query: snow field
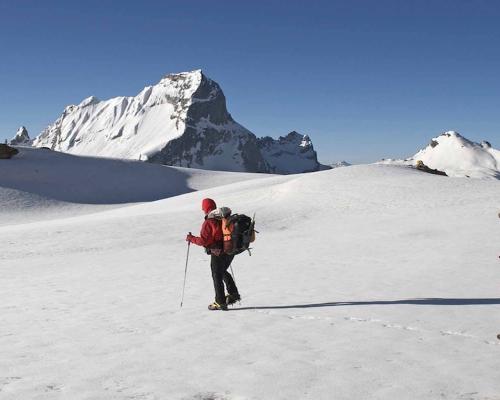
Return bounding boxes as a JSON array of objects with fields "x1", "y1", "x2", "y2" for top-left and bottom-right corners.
[
  {"x1": 0, "y1": 147, "x2": 266, "y2": 226},
  {"x1": 1, "y1": 161, "x2": 500, "y2": 399}
]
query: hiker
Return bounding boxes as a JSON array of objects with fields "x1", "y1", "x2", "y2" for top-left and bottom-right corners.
[{"x1": 186, "y1": 198, "x2": 240, "y2": 310}]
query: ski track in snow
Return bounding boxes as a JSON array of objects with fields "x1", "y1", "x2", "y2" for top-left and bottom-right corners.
[{"x1": 229, "y1": 306, "x2": 500, "y2": 347}]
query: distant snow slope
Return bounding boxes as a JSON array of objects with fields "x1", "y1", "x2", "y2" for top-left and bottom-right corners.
[
  {"x1": 33, "y1": 70, "x2": 327, "y2": 174},
  {"x1": 413, "y1": 131, "x2": 500, "y2": 178},
  {"x1": 0, "y1": 147, "x2": 268, "y2": 225},
  {"x1": 381, "y1": 131, "x2": 500, "y2": 179},
  {"x1": 1, "y1": 164, "x2": 500, "y2": 399}
]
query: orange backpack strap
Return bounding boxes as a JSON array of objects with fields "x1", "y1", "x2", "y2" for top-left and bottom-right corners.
[
  {"x1": 222, "y1": 217, "x2": 234, "y2": 254},
  {"x1": 222, "y1": 217, "x2": 232, "y2": 241}
]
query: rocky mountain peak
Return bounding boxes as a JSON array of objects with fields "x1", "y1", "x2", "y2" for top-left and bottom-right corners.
[
  {"x1": 10, "y1": 126, "x2": 32, "y2": 146},
  {"x1": 257, "y1": 131, "x2": 328, "y2": 174},
  {"x1": 33, "y1": 70, "x2": 325, "y2": 174}
]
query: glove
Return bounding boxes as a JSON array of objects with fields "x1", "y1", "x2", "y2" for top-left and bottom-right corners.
[{"x1": 186, "y1": 233, "x2": 194, "y2": 242}]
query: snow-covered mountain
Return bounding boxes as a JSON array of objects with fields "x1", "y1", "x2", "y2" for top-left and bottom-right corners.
[
  {"x1": 33, "y1": 70, "x2": 327, "y2": 174},
  {"x1": 413, "y1": 131, "x2": 500, "y2": 178},
  {"x1": 381, "y1": 131, "x2": 500, "y2": 179},
  {"x1": 257, "y1": 131, "x2": 325, "y2": 174},
  {"x1": 9, "y1": 126, "x2": 31, "y2": 146}
]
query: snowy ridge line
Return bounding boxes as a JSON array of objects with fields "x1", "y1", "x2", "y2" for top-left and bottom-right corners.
[{"x1": 230, "y1": 308, "x2": 500, "y2": 346}]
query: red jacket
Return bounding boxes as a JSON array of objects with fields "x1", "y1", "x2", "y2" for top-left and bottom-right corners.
[{"x1": 190, "y1": 216, "x2": 223, "y2": 251}]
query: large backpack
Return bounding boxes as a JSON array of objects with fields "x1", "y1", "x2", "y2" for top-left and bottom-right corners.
[{"x1": 221, "y1": 210, "x2": 256, "y2": 256}]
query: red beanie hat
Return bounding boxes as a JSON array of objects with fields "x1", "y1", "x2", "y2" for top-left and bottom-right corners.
[{"x1": 201, "y1": 198, "x2": 216, "y2": 214}]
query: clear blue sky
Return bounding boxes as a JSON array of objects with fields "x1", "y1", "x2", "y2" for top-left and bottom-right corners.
[{"x1": 1, "y1": 0, "x2": 499, "y2": 163}]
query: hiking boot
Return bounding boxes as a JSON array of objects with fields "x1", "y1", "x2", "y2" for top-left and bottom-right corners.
[
  {"x1": 226, "y1": 293, "x2": 241, "y2": 306},
  {"x1": 208, "y1": 302, "x2": 227, "y2": 311}
]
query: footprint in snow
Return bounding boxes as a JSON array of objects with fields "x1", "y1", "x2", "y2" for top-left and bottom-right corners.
[
  {"x1": 186, "y1": 393, "x2": 230, "y2": 400},
  {"x1": 0, "y1": 377, "x2": 22, "y2": 391},
  {"x1": 45, "y1": 384, "x2": 63, "y2": 392}
]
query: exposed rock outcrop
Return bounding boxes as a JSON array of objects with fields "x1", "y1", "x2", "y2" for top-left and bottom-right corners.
[{"x1": 0, "y1": 144, "x2": 19, "y2": 159}]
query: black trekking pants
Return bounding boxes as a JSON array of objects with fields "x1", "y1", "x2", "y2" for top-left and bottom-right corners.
[{"x1": 210, "y1": 253, "x2": 238, "y2": 305}]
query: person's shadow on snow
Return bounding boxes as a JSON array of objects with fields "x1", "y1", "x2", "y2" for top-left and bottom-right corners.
[{"x1": 230, "y1": 298, "x2": 500, "y2": 310}]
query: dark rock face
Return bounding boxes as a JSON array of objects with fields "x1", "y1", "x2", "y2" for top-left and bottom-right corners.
[
  {"x1": 239, "y1": 135, "x2": 269, "y2": 173},
  {"x1": 189, "y1": 75, "x2": 233, "y2": 125},
  {"x1": 146, "y1": 73, "x2": 327, "y2": 174},
  {"x1": 256, "y1": 131, "x2": 328, "y2": 174},
  {"x1": 149, "y1": 125, "x2": 268, "y2": 173},
  {"x1": 148, "y1": 74, "x2": 270, "y2": 172}
]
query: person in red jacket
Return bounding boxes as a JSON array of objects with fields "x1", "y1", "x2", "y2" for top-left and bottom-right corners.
[{"x1": 186, "y1": 198, "x2": 240, "y2": 310}]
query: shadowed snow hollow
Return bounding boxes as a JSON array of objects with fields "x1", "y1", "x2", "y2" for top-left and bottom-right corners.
[{"x1": 0, "y1": 147, "x2": 269, "y2": 224}]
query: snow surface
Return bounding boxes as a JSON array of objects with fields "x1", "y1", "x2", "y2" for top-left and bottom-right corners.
[
  {"x1": 1, "y1": 155, "x2": 500, "y2": 399},
  {"x1": 0, "y1": 147, "x2": 267, "y2": 226}
]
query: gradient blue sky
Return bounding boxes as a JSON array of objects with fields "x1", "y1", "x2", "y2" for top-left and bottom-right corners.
[{"x1": 1, "y1": 0, "x2": 499, "y2": 163}]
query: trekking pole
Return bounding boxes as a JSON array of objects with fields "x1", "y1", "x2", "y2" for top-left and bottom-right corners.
[
  {"x1": 229, "y1": 264, "x2": 241, "y2": 304},
  {"x1": 180, "y1": 236, "x2": 191, "y2": 309}
]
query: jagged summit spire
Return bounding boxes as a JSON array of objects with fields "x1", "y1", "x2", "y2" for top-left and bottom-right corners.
[
  {"x1": 160, "y1": 69, "x2": 204, "y2": 85},
  {"x1": 10, "y1": 126, "x2": 32, "y2": 146}
]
